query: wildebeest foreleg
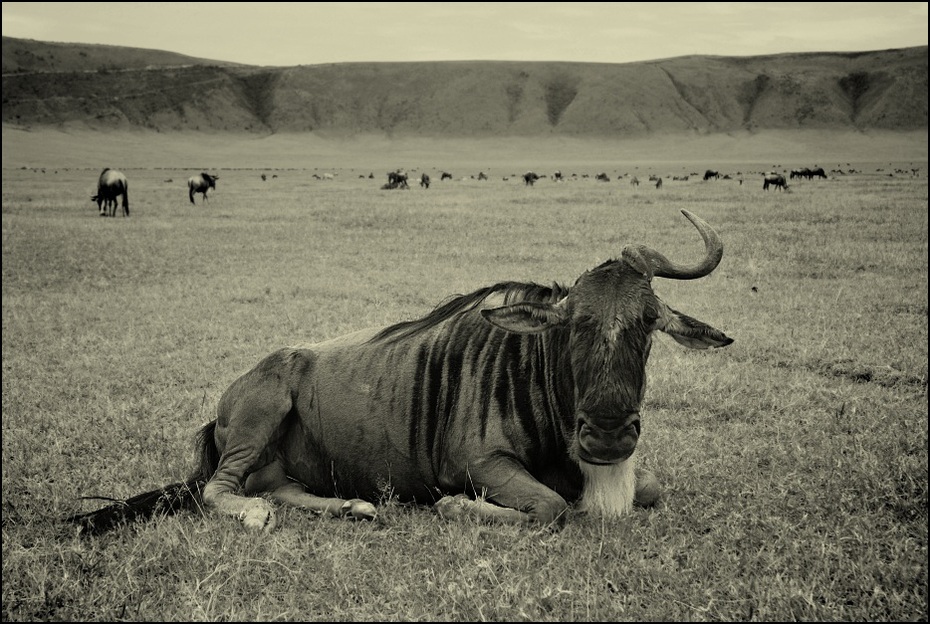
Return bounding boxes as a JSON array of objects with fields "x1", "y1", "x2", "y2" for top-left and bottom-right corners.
[
  {"x1": 436, "y1": 457, "x2": 570, "y2": 525},
  {"x1": 435, "y1": 494, "x2": 531, "y2": 524}
]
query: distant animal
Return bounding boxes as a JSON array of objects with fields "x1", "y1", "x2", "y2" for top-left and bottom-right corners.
[
  {"x1": 387, "y1": 170, "x2": 409, "y2": 188},
  {"x1": 790, "y1": 168, "x2": 810, "y2": 180},
  {"x1": 68, "y1": 209, "x2": 732, "y2": 534},
  {"x1": 595, "y1": 173, "x2": 610, "y2": 182},
  {"x1": 523, "y1": 171, "x2": 540, "y2": 186},
  {"x1": 763, "y1": 173, "x2": 788, "y2": 191},
  {"x1": 189, "y1": 173, "x2": 218, "y2": 204},
  {"x1": 553, "y1": 170, "x2": 563, "y2": 181},
  {"x1": 91, "y1": 168, "x2": 129, "y2": 217},
  {"x1": 655, "y1": 178, "x2": 663, "y2": 189},
  {"x1": 703, "y1": 170, "x2": 720, "y2": 181},
  {"x1": 477, "y1": 172, "x2": 488, "y2": 181},
  {"x1": 380, "y1": 181, "x2": 409, "y2": 191},
  {"x1": 630, "y1": 176, "x2": 640, "y2": 186},
  {"x1": 261, "y1": 174, "x2": 267, "y2": 182},
  {"x1": 420, "y1": 173, "x2": 430, "y2": 189},
  {"x1": 440, "y1": 172, "x2": 453, "y2": 181},
  {"x1": 810, "y1": 167, "x2": 826, "y2": 179}
]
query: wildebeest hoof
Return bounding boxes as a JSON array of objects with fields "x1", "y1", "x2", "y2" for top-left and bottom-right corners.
[
  {"x1": 634, "y1": 469, "x2": 661, "y2": 508},
  {"x1": 434, "y1": 494, "x2": 470, "y2": 519},
  {"x1": 341, "y1": 499, "x2": 377, "y2": 520},
  {"x1": 238, "y1": 499, "x2": 277, "y2": 531}
]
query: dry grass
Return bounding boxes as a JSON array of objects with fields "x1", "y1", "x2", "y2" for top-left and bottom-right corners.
[{"x1": 2, "y1": 134, "x2": 927, "y2": 621}]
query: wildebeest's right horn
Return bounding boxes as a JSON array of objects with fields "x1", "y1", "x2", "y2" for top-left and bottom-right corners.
[{"x1": 624, "y1": 210, "x2": 724, "y2": 280}]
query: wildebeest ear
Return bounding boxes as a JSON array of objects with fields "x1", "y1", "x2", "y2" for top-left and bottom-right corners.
[
  {"x1": 657, "y1": 305, "x2": 733, "y2": 349},
  {"x1": 481, "y1": 300, "x2": 569, "y2": 334}
]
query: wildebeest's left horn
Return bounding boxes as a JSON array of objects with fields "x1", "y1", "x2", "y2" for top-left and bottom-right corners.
[{"x1": 623, "y1": 210, "x2": 723, "y2": 280}]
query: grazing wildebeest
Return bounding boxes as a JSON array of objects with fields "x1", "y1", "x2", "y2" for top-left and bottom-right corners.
[
  {"x1": 440, "y1": 172, "x2": 453, "y2": 181},
  {"x1": 703, "y1": 170, "x2": 720, "y2": 181},
  {"x1": 763, "y1": 173, "x2": 789, "y2": 191},
  {"x1": 595, "y1": 173, "x2": 610, "y2": 182},
  {"x1": 523, "y1": 171, "x2": 540, "y2": 186},
  {"x1": 69, "y1": 210, "x2": 732, "y2": 534},
  {"x1": 420, "y1": 173, "x2": 430, "y2": 189},
  {"x1": 477, "y1": 172, "x2": 488, "y2": 181},
  {"x1": 810, "y1": 167, "x2": 826, "y2": 179},
  {"x1": 790, "y1": 168, "x2": 811, "y2": 180},
  {"x1": 189, "y1": 173, "x2": 218, "y2": 204},
  {"x1": 630, "y1": 176, "x2": 640, "y2": 186},
  {"x1": 553, "y1": 170, "x2": 563, "y2": 182},
  {"x1": 91, "y1": 168, "x2": 129, "y2": 217},
  {"x1": 655, "y1": 177, "x2": 663, "y2": 189},
  {"x1": 387, "y1": 170, "x2": 409, "y2": 188},
  {"x1": 261, "y1": 174, "x2": 267, "y2": 182}
]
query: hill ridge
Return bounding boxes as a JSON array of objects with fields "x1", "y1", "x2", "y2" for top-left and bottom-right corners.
[{"x1": 2, "y1": 36, "x2": 926, "y2": 137}]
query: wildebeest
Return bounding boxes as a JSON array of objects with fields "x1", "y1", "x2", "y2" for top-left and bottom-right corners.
[
  {"x1": 595, "y1": 173, "x2": 610, "y2": 182},
  {"x1": 703, "y1": 170, "x2": 720, "y2": 181},
  {"x1": 387, "y1": 170, "x2": 409, "y2": 188},
  {"x1": 189, "y1": 173, "x2": 218, "y2": 204},
  {"x1": 655, "y1": 177, "x2": 663, "y2": 189},
  {"x1": 91, "y1": 168, "x2": 129, "y2": 217},
  {"x1": 69, "y1": 210, "x2": 732, "y2": 534},
  {"x1": 420, "y1": 173, "x2": 430, "y2": 189},
  {"x1": 630, "y1": 176, "x2": 640, "y2": 186},
  {"x1": 523, "y1": 171, "x2": 540, "y2": 186},
  {"x1": 763, "y1": 173, "x2": 789, "y2": 191},
  {"x1": 790, "y1": 167, "x2": 827, "y2": 180},
  {"x1": 440, "y1": 172, "x2": 453, "y2": 181},
  {"x1": 553, "y1": 170, "x2": 563, "y2": 182},
  {"x1": 477, "y1": 172, "x2": 488, "y2": 181}
]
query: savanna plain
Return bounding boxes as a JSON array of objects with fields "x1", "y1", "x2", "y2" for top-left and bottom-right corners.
[{"x1": 2, "y1": 131, "x2": 927, "y2": 621}]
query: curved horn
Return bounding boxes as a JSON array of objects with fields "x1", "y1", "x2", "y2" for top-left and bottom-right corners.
[{"x1": 624, "y1": 210, "x2": 724, "y2": 280}]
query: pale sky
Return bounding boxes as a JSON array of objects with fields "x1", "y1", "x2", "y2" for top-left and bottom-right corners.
[{"x1": 2, "y1": 2, "x2": 927, "y2": 67}]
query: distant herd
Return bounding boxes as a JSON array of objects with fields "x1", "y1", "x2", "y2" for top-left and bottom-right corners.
[{"x1": 85, "y1": 163, "x2": 919, "y2": 217}]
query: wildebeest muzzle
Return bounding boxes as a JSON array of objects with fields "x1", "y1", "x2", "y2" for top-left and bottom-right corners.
[{"x1": 575, "y1": 411, "x2": 641, "y2": 464}]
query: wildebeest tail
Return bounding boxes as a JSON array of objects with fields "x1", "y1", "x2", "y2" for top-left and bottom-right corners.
[
  {"x1": 67, "y1": 479, "x2": 206, "y2": 535},
  {"x1": 67, "y1": 421, "x2": 221, "y2": 535}
]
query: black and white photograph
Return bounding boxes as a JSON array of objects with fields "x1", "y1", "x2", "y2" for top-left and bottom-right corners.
[{"x1": 2, "y1": 2, "x2": 927, "y2": 621}]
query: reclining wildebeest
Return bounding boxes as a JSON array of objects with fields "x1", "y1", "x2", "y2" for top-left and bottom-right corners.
[
  {"x1": 69, "y1": 210, "x2": 733, "y2": 534},
  {"x1": 91, "y1": 168, "x2": 129, "y2": 217}
]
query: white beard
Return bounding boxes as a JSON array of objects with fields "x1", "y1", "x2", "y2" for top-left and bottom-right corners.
[{"x1": 577, "y1": 454, "x2": 637, "y2": 517}]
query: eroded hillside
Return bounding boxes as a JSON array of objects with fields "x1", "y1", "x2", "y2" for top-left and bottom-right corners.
[{"x1": 2, "y1": 37, "x2": 926, "y2": 137}]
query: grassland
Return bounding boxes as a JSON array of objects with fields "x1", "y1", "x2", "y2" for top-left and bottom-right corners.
[{"x1": 2, "y1": 132, "x2": 927, "y2": 621}]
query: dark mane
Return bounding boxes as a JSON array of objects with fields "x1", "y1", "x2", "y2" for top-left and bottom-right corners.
[{"x1": 368, "y1": 281, "x2": 569, "y2": 344}]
